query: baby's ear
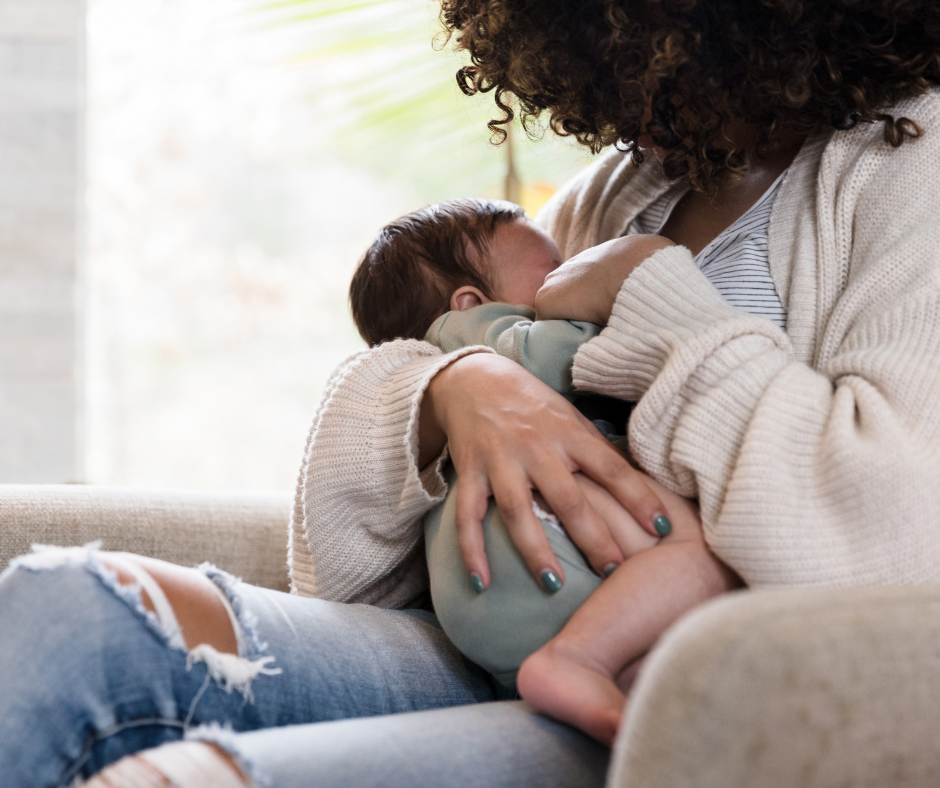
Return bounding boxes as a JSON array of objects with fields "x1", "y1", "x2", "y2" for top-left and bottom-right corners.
[{"x1": 450, "y1": 286, "x2": 490, "y2": 312}]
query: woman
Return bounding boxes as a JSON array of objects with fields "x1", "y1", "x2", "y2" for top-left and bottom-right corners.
[{"x1": 4, "y1": 1, "x2": 940, "y2": 785}]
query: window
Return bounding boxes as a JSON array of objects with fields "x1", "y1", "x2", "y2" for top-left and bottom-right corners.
[{"x1": 82, "y1": 0, "x2": 587, "y2": 490}]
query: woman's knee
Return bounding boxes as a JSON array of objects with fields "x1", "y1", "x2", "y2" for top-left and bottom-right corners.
[
  {"x1": 0, "y1": 556, "x2": 168, "y2": 785},
  {"x1": 0, "y1": 550, "x2": 182, "y2": 699},
  {"x1": 98, "y1": 552, "x2": 239, "y2": 655},
  {"x1": 0, "y1": 552, "x2": 107, "y2": 649},
  {"x1": 0, "y1": 546, "x2": 281, "y2": 784},
  {"x1": 1, "y1": 550, "x2": 287, "y2": 726},
  {"x1": 0, "y1": 545, "x2": 240, "y2": 656}
]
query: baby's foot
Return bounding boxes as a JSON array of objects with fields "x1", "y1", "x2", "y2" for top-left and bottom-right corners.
[{"x1": 517, "y1": 639, "x2": 626, "y2": 746}]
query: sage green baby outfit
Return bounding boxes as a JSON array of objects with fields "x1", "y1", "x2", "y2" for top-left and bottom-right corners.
[{"x1": 423, "y1": 303, "x2": 631, "y2": 687}]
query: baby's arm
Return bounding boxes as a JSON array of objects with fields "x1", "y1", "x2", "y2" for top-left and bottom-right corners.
[
  {"x1": 426, "y1": 303, "x2": 601, "y2": 394},
  {"x1": 517, "y1": 480, "x2": 738, "y2": 745}
]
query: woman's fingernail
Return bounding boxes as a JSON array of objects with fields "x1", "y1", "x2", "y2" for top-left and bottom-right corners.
[
  {"x1": 602, "y1": 563, "x2": 618, "y2": 578},
  {"x1": 654, "y1": 514, "x2": 672, "y2": 536},
  {"x1": 469, "y1": 573, "x2": 485, "y2": 594},
  {"x1": 540, "y1": 570, "x2": 563, "y2": 593}
]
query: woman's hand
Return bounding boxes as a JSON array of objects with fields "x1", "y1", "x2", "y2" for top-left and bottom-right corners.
[
  {"x1": 535, "y1": 234, "x2": 675, "y2": 325},
  {"x1": 420, "y1": 353, "x2": 673, "y2": 591},
  {"x1": 567, "y1": 473, "x2": 660, "y2": 559}
]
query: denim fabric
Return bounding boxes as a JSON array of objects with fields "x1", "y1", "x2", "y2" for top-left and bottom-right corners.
[
  {"x1": 0, "y1": 556, "x2": 523, "y2": 787},
  {"x1": 201, "y1": 701, "x2": 610, "y2": 788}
]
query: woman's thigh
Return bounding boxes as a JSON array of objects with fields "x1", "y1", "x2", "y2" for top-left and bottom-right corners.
[
  {"x1": 234, "y1": 577, "x2": 509, "y2": 721},
  {"x1": 201, "y1": 701, "x2": 609, "y2": 788},
  {"x1": 0, "y1": 547, "x2": 505, "y2": 786}
]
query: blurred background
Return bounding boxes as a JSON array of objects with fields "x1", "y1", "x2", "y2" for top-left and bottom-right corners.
[{"x1": 1, "y1": 0, "x2": 590, "y2": 490}]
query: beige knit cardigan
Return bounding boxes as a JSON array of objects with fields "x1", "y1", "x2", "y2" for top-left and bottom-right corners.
[{"x1": 290, "y1": 90, "x2": 940, "y2": 608}]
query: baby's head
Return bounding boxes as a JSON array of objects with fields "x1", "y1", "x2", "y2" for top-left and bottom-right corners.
[{"x1": 350, "y1": 198, "x2": 562, "y2": 346}]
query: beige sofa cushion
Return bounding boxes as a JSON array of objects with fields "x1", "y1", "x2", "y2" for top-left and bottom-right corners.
[
  {"x1": 0, "y1": 484, "x2": 292, "y2": 591},
  {"x1": 611, "y1": 585, "x2": 940, "y2": 788}
]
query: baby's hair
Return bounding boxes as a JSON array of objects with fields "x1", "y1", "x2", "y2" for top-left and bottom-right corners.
[{"x1": 350, "y1": 198, "x2": 527, "y2": 346}]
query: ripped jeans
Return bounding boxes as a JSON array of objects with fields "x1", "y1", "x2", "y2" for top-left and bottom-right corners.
[{"x1": 0, "y1": 546, "x2": 608, "y2": 788}]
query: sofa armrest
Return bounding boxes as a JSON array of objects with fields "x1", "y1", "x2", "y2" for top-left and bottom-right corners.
[
  {"x1": 609, "y1": 585, "x2": 940, "y2": 788},
  {"x1": 0, "y1": 484, "x2": 292, "y2": 592}
]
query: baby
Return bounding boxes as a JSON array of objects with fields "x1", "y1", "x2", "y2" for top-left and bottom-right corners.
[{"x1": 349, "y1": 198, "x2": 734, "y2": 744}]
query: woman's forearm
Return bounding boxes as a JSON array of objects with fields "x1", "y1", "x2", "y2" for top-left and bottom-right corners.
[
  {"x1": 417, "y1": 370, "x2": 448, "y2": 471},
  {"x1": 573, "y1": 239, "x2": 940, "y2": 587}
]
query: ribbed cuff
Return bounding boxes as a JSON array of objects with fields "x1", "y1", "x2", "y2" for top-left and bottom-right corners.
[{"x1": 572, "y1": 245, "x2": 739, "y2": 400}]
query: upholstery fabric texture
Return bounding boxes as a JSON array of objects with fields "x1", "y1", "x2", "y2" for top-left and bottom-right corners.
[
  {"x1": 611, "y1": 585, "x2": 940, "y2": 788},
  {"x1": 0, "y1": 484, "x2": 291, "y2": 591}
]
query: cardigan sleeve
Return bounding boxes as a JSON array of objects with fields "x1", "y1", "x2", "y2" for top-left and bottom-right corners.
[
  {"x1": 572, "y1": 125, "x2": 940, "y2": 588},
  {"x1": 289, "y1": 339, "x2": 494, "y2": 607}
]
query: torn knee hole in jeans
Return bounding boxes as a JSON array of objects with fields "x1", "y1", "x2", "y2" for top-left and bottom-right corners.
[
  {"x1": 185, "y1": 724, "x2": 270, "y2": 788},
  {"x1": 7, "y1": 543, "x2": 281, "y2": 703},
  {"x1": 80, "y1": 740, "x2": 255, "y2": 788}
]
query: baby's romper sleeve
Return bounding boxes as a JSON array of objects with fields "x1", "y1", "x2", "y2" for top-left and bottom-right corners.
[{"x1": 425, "y1": 303, "x2": 601, "y2": 394}]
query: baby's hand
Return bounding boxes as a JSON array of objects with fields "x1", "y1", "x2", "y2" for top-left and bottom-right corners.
[{"x1": 535, "y1": 234, "x2": 675, "y2": 325}]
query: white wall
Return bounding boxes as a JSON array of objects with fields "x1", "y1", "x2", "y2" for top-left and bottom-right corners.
[{"x1": 0, "y1": 0, "x2": 84, "y2": 482}]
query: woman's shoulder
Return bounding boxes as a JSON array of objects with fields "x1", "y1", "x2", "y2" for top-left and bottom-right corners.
[
  {"x1": 822, "y1": 88, "x2": 940, "y2": 176},
  {"x1": 896, "y1": 87, "x2": 940, "y2": 123},
  {"x1": 810, "y1": 89, "x2": 940, "y2": 294},
  {"x1": 797, "y1": 88, "x2": 940, "y2": 260}
]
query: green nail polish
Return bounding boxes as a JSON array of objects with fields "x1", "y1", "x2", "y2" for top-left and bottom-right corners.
[
  {"x1": 602, "y1": 563, "x2": 618, "y2": 578},
  {"x1": 540, "y1": 570, "x2": 563, "y2": 593},
  {"x1": 469, "y1": 573, "x2": 485, "y2": 594},
  {"x1": 654, "y1": 514, "x2": 672, "y2": 537}
]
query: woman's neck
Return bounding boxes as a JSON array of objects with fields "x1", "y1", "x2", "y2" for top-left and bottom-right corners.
[{"x1": 657, "y1": 130, "x2": 807, "y2": 256}]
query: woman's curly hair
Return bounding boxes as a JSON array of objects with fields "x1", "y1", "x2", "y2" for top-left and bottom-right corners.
[{"x1": 440, "y1": 0, "x2": 940, "y2": 192}]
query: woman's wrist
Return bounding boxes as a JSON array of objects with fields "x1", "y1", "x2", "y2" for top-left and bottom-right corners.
[
  {"x1": 419, "y1": 350, "x2": 509, "y2": 470},
  {"x1": 417, "y1": 367, "x2": 451, "y2": 470},
  {"x1": 419, "y1": 354, "x2": 493, "y2": 469}
]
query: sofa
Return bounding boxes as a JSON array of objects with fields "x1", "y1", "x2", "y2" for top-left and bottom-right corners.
[{"x1": 3, "y1": 483, "x2": 939, "y2": 788}]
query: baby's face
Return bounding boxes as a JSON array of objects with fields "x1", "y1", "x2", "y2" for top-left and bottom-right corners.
[{"x1": 484, "y1": 219, "x2": 563, "y2": 309}]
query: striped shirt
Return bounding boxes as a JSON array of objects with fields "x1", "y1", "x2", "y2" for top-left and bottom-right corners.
[{"x1": 627, "y1": 171, "x2": 788, "y2": 329}]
